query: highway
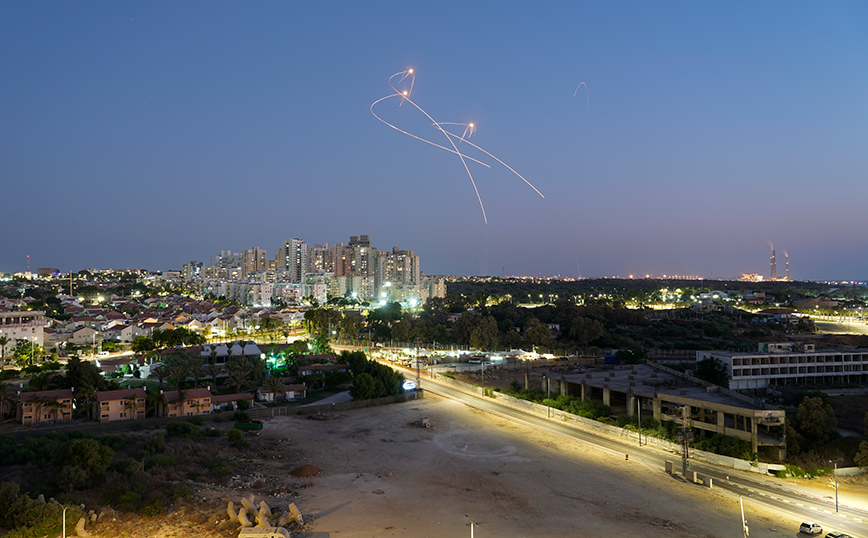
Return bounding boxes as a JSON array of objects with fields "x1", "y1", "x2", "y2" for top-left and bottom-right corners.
[{"x1": 414, "y1": 373, "x2": 867, "y2": 538}]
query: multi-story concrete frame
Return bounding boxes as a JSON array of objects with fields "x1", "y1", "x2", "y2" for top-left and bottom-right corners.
[
  {"x1": 0, "y1": 310, "x2": 45, "y2": 349},
  {"x1": 698, "y1": 342, "x2": 868, "y2": 390}
]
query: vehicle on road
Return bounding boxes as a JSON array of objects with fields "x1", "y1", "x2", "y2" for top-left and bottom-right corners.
[
  {"x1": 800, "y1": 522, "x2": 822, "y2": 535},
  {"x1": 824, "y1": 532, "x2": 851, "y2": 538}
]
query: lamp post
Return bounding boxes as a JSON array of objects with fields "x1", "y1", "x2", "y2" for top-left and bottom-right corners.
[
  {"x1": 831, "y1": 460, "x2": 839, "y2": 512},
  {"x1": 51, "y1": 500, "x2": 68, "y2": 538},
  {"x1": 465, "y1": 515, "x2": 477, "y2": 538}
]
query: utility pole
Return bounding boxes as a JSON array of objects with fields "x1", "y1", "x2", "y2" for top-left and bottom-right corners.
[
  {"x1": 739, "y1": 495, "x2": 749, "y2": 537},
  {"x1": 680, "y1": 406, "x2": 691, "y2": 476},
  {"x1": 637, "y1": 397, "x2": 642, "y2": 446}
]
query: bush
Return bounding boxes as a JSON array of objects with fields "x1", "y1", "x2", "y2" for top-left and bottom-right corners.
[
  {"x1": 145, "y1": 454, "x2": 177, "y2": 469},
  {"x1": 233, "y1": 411, "x2": 250, "y2": 422},
  {"x1": 188, "y1": 415, "x2": 205, "y2": 426},
  {"x1": 165, "y1": 421, "x2": 203, "y2": 440},
  {"x1": 172, "y1": 481, "x2": 192, "y2": 500},
  {"x1": 236, "y1": 398, "x2": 251, "y2": 411},
  {"x1": 227, "y1": 428, "x2": 247, "y2": 449}
]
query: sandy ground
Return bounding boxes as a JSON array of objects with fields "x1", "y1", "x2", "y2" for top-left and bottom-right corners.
[{"x1": 259, "y1": 393, "x2": 804, "y2": 538}]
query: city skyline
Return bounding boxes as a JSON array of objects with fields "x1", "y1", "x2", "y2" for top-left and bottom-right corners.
[{"x1": 2, "y1": 2, "x2": 867, "y2": 280}]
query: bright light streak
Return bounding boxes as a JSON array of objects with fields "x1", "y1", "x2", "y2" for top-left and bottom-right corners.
[
  {"x1": 574, "y1": 81, "x2": 590, "y2": 115},
  {"x1": 371, "y1": 68, "x2": 545, "y2": 223}
]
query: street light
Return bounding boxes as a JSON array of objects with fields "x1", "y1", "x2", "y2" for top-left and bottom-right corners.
[
  {"x1": 51, "y1": 500, "x2": 68, "y2": 538},
  {"x1": 465, "y1": 515, "x2": 478, "y2": 538},
  {"x1": 830, "y1": 460, "x2": 839, "y2": 512}
]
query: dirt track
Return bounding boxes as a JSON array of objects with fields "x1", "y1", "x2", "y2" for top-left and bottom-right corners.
[{"x1": 262, "y1": 393, "x2": 802, "y2": 538}]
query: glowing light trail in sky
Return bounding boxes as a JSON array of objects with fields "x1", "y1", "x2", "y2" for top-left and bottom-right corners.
[{"x1": 371, "y1": 68, "x2": 544, "y2": 223}]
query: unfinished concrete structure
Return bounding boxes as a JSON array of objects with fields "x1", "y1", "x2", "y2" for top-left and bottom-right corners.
[{"x1": 540, "y1": 362, "x2": 786, "y2": 460}]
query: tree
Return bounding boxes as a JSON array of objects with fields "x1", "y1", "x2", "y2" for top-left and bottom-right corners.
[
  {"x1": 130, "y1": 335, "x2": 155, "y2": 354},
  {"x1": 0, "y1": 336, "x2": 9, "y2": 366},
  {"x1": 58, "y1": 438, "x2": 113, "y2": 491},
  {"x1": 264, "y1": 375, "x2": 286, "y2": 402},
  {"x1": 796, "y1": 396, "x2": 838, "y2": 451},
  {"x1": 694, "y1": 357, "x2": 730, "y2": 387},
  {"x1": 349, "y1": 373, "x2": 376, "y2": 400},
  {"x1": 0, "y1": 382, "x2": 10, "y2": 420},
  {"x1": 854, "y1": 412, "x2": 868, "y2": 469},
  {"x1": 568, "y1": 316, "x2": 605, "y2": 347},
  {"x1": 525, "y1": 318, "x2": 552, "y2": 348},
  {"x1": 469, "y1": 316, "x2": 499, "y2": 351}
]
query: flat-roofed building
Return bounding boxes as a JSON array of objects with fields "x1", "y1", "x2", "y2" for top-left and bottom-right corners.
[
  {"x1": 698, "y1": 343, "x2": 868, "y2": 390},
  {"x1": 0, "y1": 310, "x2": 45, "y2": 348},
  {"x1": 548, "y1": 362, "x2": 786, "y2": 459}
]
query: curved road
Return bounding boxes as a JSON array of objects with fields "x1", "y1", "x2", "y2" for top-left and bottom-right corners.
[{"x1": 412, "y1": 372, "x2": 867, "y2": 538}]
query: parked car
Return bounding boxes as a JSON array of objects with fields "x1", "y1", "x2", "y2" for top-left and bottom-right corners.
[
  {"x1": 800, "y1": 522, "x2": 822, "y2": 535},
  {"x1": 824, "y1": 532, "x2": 851, "y2": 538}
]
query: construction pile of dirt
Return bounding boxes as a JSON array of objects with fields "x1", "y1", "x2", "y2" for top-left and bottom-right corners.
[{"x1": 290, "y1": 464, "x2": 322, "y2": 477}]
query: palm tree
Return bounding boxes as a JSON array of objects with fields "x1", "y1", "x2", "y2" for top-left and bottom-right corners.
[
  {"x1": 163, "y1": 354, "x2": 190, "y2": 391},
  {"x1": 264, "y1": 375, "x2": 286, "y2": 402},
  {"x1": 186, "y1": 352, "x2": 204, "y2": 388},
  {"x1": 206, "y1": 360, "x2": 224, "y2": 390},
  {"x1": 225, "y1": 356, "x2": 249, "y2": 393},
  {"x1": 0, "y1": 381, "x2": 10, "y2": 420},
  {"x1": 148, "y1": 361, "x2": 167, "y2": 389},
  {"x1": 0, "y1": 335, "x2": 9, "y2": 367},
  {"x1": 123, "y1": 395, "x2": 138, "y2": 420}
]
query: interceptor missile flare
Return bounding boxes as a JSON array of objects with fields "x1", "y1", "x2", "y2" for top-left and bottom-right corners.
[{"x1": 371, "y1": 68, "x2": 544, "y2": 223}]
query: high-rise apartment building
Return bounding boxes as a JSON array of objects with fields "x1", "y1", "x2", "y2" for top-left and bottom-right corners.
[
  {"x1": 281, "y1": 238, "x2": 309, "y2": 283},
  {"x1": 241, "y1": 247, "x2": 267, "y2": 278}
]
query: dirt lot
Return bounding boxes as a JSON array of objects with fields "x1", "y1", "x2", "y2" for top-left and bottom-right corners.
[
  {"x1": 75, "y1": 392, "x2": 867, "y2": 538},
  {"x1": 259, "y1": 395, "x2": 799, "y2": 538}
]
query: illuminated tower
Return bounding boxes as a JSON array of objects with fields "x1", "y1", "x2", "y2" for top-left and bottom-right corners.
[
  {"x1": 770, "y1": 249, "x2": 777, "y2": 281},
  {"x1": 785, "y1": 251, "x2": 789, "y2": 281}
]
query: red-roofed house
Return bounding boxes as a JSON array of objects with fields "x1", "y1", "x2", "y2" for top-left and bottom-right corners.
[
  {"x1": 17, "y1": 389, "x2": 74, "y2": 426},
  {"x1": 159, "y1": 388, "x2": 212, "y2": 417},
  {"x1": 256, "y1": 383, "x2": 307, "y2": 402},
  {"x1": 94, "y1": 388, "x2": 146, "y2": 422},
  {"x1": 210, "y1": 392, "x2": 254, "y2": 412}
]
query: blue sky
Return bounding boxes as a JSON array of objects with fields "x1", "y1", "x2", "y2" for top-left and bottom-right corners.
[{"x1": 2, "y1": 2, "x2": 866, "y2": 280}]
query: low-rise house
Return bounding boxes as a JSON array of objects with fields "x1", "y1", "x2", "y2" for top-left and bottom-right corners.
[
  {"x1": 256, "y1": 383, "x2": 306, "y2": 402},
  {"x1": 159, "y1": 388, "x2": 212, "y2": 417},
  {"x1": 94, "y1": 388, "x2": 146, "y2": 422},
  {"x1": 70, "y1": 326, "x2": 100, "y2": 345},
  {"x1": 17, "y1": 388, "x2": 74, "y2": 426},
  {"x1": 210, "y1": 393, "x2": 254, "y2": 413},
  {"x1": 298, "y1": 363, "x2": 349, "y2": 376}
]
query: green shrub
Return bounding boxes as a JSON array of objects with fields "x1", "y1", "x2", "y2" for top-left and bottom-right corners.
[
  {"x1": 227, "y1": 428, "x2": 247, "y2": 449},
  {"x1": 116, "y1": 491, "x2": 144, "y2": 512},
  {"x1": 172, "y1": 482, "x2": 192, "y2": 500},
  {"x1": 188, "y1": 415, "x2": 205, "y2": 426},
  {"x1": 145, "y1": 454, "x2": 177, "y2": 469},
  {"x1": 165, "y1": 421, "x2": 203, "y2": 440},
  {"x1": 233, "y1": 411, "x2": 250, "y2": 422},
  {"x1": 236, "y1": 398, "x2": 251, "y2": 411}
]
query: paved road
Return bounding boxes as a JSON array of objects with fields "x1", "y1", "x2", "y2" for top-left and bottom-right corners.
[{"x1": 413, "y1": 372, "x2": 868, "y2": 538}]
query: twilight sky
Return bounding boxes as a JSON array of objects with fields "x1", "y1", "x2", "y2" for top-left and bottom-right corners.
[{"x1": 2, "y1": 2, "x2": 867, "y2": 280}]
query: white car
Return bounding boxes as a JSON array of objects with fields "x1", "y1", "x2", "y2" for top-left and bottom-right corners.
[{"x1": 800, "y1": 522, "x2": 822, "y2": 535}]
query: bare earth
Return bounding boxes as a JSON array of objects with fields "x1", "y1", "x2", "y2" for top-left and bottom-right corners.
[
  {"x1": 262, "y1": 394, "x2": 797, "y2": 538},
  {"x1": 81, "y1": 392, "x2": 867, "y2": 538}
]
